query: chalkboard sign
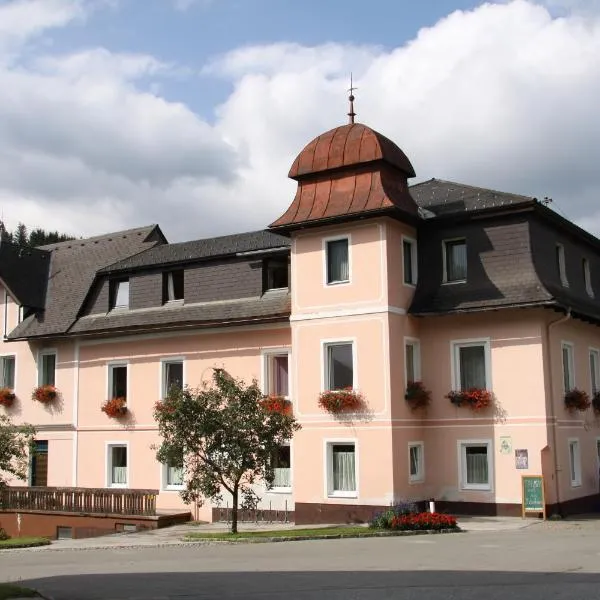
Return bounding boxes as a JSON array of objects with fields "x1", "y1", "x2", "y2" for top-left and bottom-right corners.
[{"x1": 521, "y1": 475, "x2": 545, "y2": 519}]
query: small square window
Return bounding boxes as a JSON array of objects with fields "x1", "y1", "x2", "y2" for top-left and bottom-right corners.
[
  {"x1": 325, "y1": 343, "x2": 353, "y2": 391},
  {"x1": 408, "y1": 442, "x2": 424, "y2": 482},
  {"x1": 162, "y1": 360, "x2": 183, "y2": 399},
  {"x1": 108, "y1": 445, "x2": 128, "y2": 488},
  {"x1": 556, "y1": 245, "x2": 568, "y2": 287},
  {"x1": 328, "y1": 443, "x2": 356, "y2": 496},
  {"x1": 444, "y1": 240, "x2": 467, "y2": 282},
  {"x1": 109, "y1": 364, "x2": 127, "y2": 400},
  {"x1": 271, "y1": 445, "x2": 291, "y2": 489},
  {"x1": 452, "y1": 342, "x2": 489, "y2": 390},
  {"x1": 110, "y1": 279, "x2": 130, "y2": 310},
  {"x1": 403, "y1": 238, "x2": 417, "y2": 285},
  {"x1": 460, "y1": 441, "x2": 491, "y2": 490},
  {"x1": 264, "y1": 259, "x2": 288, "y2": 291},
  {"x1": 163, "y1": 271, "x2": 184, "y2": 303},
  {"x1": 326, "y1": 239, "x2": 349, "y2": 285},
  {"x1": 583, "y1": 259, "x2": 593, "y2": 297},
  {"x1": 56, "y1": 526, "x2": 73, "y2": 540},
  {"x1": 569, "y1": 439, "x2": 581, "y2": 487},
  {"x1": 39, "y1": 352, "x2": 56, "y2": 387},
  {"x1": 265, "y1": 353, "x2": 289, "y2": 397},
  {"x1": 0, "y1": 356, "x2": 15, "y2": 389},
  {"x1": 562, "y1": 342, "x2": 575, "y2": 393}
]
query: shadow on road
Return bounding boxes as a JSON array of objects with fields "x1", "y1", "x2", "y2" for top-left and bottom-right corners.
[{"x1": 22, "y1": 570, "x2": 600, "y2": 599}]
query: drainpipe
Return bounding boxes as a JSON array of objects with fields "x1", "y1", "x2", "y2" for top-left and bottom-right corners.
[{"x1": 545, "y1": 307, "x2": 571, "y2": 517}]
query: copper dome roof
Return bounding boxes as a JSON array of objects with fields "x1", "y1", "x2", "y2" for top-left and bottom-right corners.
[{"x1": 288, "y1": 123, "x2": 416, "y2": 180}]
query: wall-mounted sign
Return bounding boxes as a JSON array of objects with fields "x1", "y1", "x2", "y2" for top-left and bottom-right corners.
[
  {"x1": 499, "y1": 436, "x2": 512, "y2": 455},
  {"x1": 515, "y1": 449, "x2": 528, "y2": 470}
]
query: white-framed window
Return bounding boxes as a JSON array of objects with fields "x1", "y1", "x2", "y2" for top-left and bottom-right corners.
[
  {"x1": 325, "y1": 237, "x2": 350, "y2": 285},
  {"x1": 162, "y1": 461, "x2": 184, "y2": 491},
  {"x1": 590, "y1": 349, "x2": 599, "y2": 396},
  {"x1": 451, "y1": 340, "x2": 490, "y2": 390},
  {"x1": 163, "y1": 270, "x2": 184, "y2": 303},
  {"x1": 326, "y1": 441, "x2": 357, "y2": 497},
  {"x1": 263, "y1": 351, "x2": 290, "y2": 397},
  {"x1": 556, "y1": 244, "x2": 568, "y2": 287},
  {"x1": 562, "y1": 342, "x2": 575, "y2": 393},
  {"x1": 324, "y1": 342, "x2": 354, "y2": 391},
  {"x1": 583, "y1": 258, "x2": 594, "y2": 297},
  {"x1": 107, "y1": 443, "x2": 128, "y2": 488},
  {"x1": 0, "y1": 355, "x2": 15, "y2": 389},
  {"x1": 459, "y1": 440, "x2": 492, "y2": 491},
  {"x1": 568, "y1": 439, "x2": 581, "y2": 487},
  {"x1": 270, "y1": 444, "x2": 291, "y2": 490},
  {"x1": 108, "y1": 363, "x2": 127, "y2": 400},
  {"x1": 443, "y1": 239, "x2": 467, "y2": 283},
  {"x1": 402, "y1": 236, "x2": 418, "y2": 285},
  {"x1": 408, "y1": 442, "x2": 424, "y2": 483},
  {"x1": 38, "y1": 350, "x2": 56, "y2": 386},
  {"x1": 110, "y1": 279, "x2": 130, "y2": 310},
  {"x1": 161, "y1": 359, "x2": 184, "y2": 399},
  {"x1": 405, "y1": 339, "x2": 421, "y2": 384}
]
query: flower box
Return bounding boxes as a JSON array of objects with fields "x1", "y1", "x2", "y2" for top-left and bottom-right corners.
[
  {"x1": 446, "y1": 388, "x2": 492, "y2": 411},
  {"x1": 101, "y1": 397, "x2": 128, "y2": 418},
  {"x1": 405, "y1": 381, "x2": 431, "y2": 410},
  {"x1": 31, "y1": 385, "x2": 58, "y2": 404},
  {"x1": 318, "y1": 388, "x2": 364, "y2": 414},
  {"x1": 260, "y1": 395, "x2": 292, "y2": 415},
  {"x1": 564, "y1": 388, "x2": 590, "y2": 412},
  {"x1": 0, "y1": 388, "x2": 15, "y2": 407}
]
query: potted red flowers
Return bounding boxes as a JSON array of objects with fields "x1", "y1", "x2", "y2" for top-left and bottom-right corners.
[
  {"x1": 101, "y1": 397, "x2": 128, "y2": 418},
  {"x1": 405, "y1": 381, "x2": 431, "y2": 410},
  {"x1": 318, "y1": 388, "x2": 364, "y2": 414},
  {"x1": 0, "y1": 388, "x2": 15, "y2": 407},
  {"x1": 32, "y1": 385, "x2": 58, "y2": 404},
  {"x1": 564, "y1": 388, "x2": 590, "y2": 412},
  {"x1": 447, "y1": 388, "x2": 492, "y2": 411},
  {"x1": 260, "y1": 395, "x2": 292, "y2": 415}
]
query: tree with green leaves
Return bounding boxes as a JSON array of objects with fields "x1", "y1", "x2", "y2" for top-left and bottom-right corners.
[
  {"x1": 0, "y1": 414, "x2": 34, "y2": 488},
  {"x1": 154, "y1": 369, "x2": 300, "y2": 533}
]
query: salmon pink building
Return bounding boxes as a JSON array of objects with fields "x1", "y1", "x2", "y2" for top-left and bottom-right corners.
[{"x1": 2, "y1": 117, "x2": 600, "y2": 536}]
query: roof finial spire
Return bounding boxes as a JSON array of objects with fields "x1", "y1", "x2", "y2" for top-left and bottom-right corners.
[{"x1": 348, "y1": 73, "x2": 357, "y2": 124}]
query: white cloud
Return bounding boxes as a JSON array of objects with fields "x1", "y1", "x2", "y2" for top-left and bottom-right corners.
[{"x1": 1, "y1": 0, "x2": 600, "y2": 241}]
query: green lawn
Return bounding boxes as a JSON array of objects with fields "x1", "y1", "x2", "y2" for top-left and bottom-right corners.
[
  {"x1": 0, "y1": 537, "x2": 51, "y2": 550},
  {"x1": 0, "y1": 583, "x2": 38, "y2": 599},
  {"x1": 185, "y1": 526, "x2": 386, "y2": 541}
]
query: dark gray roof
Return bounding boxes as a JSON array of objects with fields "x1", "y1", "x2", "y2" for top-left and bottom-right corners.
[
  {"x1": 68, "y1": 293, "x2": 291, "y2": 336},
  {"x1": 9, "y1": 225, "x2": 165, "y2": 339},
  {"x1": 102, "y1": 230, "x2": 290, "y2": 274},
  {"x1": 0, "y1": 244, "x2": 50, "y2": 309},
  {"x1": 410, "y1": 179, "x2": 534, "y2": 216}
]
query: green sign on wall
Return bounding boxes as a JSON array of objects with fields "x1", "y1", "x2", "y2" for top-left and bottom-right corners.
[{"x1": 521, "y1": 475, "x2": 545, "y2": 519}]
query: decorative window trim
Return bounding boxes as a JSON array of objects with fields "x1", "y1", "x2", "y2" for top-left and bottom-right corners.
[
  {"x1": 159, "y1": 357, "x2": 186, "y2": 400},
  {"x1": 37, "y1": 349, "x2": 57, "y2": 387},
  {"x1": 404, "y1": 337, "x2": 421, "y2": 383},
  {"x1": 260, "y1": 349, "x2": 291, "y2": 399},
  {"x1": 267, "y1": 442, "x2": 292, "y2": 494},
  {"x1": 442, "y1": 238, "x2": 467, "y2": 284},
  {"x1": 322, "y1": 234, "x2": 352, "y2": 287},
  {"x1": 561, "y1": 341, "x2": 575, "y2": 394},
  {"x1": 556, "y1": 244, "x2": 568, "y2": 288},
  {"x1": 401, "y1": 235, "x2": 418, "y2": 286},
  {"x1": 324, "y1": 438, "x2": 358, "y2": 499},
  {"x1": 321, "y1": 338, "x2": 357, "y2": 392},
  {"x1": 457, "y1": 439, "x2": 493, "y2": 491},
  {"x1": 450, "y1": 338, "x2": 491, "y2": 391},
  {"x1": 106, "y1": 442, "x2": 129, "y2": 489},
  {"x1": 568, "y1": 438, "x2": 581, "y2": 488},
  {"x1": 408, "y1": 441, "x2": 425, "y2": 483}
]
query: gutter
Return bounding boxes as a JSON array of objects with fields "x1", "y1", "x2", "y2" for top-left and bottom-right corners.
[{"x1": 545, "y1": 306, "x2": 572, "y2": 517}]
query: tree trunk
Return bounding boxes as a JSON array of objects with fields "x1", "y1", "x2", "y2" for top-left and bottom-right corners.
[{"x1": 231, "y1": 486, "x2": 239, "y2": 534}]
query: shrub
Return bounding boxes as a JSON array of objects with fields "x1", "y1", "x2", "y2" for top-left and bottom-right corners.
[
  {"x1": 446, "y1": 388, "x2": 492, "y2": 411},
  {"x1": 405, "y1": 381, "x2": 431, "y2": 410},
  {"x1": 564, "y1": 388, "x2": 590, "y2": 412},
  {"x1": 101, "y1": 397, "x2": 127, "y2": 418},
  {"x1": 0, "y1": 528, "x2": 10, "y2": 540},
  {"x1": 389, "y1": 512, "x2": 458, "y2": 531},
  {"x1": 369, "y1": 501, "x2": 418, "y2": 529},
  {"x1": 318, "y1": 388, "x2": 364, "y2": 414},
  {"x1": 31, "y1": 385, "x2": 58, "y2": 404}
]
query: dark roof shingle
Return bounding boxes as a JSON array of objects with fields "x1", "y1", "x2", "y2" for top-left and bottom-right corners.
[{"x1": 0, "y1": 244, "x2": 50, "y2": 309}]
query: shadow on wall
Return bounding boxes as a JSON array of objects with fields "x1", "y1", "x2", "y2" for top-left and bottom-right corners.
[{"x1": 21, "y1": 570, "x2": 600, "y2": 600}]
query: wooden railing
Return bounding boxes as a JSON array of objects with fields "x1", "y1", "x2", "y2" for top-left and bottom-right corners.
[{"x1": 0, "y1": 487, "x2": 158, "y2": 516}]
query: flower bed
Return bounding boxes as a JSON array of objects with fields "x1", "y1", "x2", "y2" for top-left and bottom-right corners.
[
  {"x1": 260, "y1": 395, "x2": 292, "y2": 415},
  {"x1": 564, "y1": 388, "x2": 590, "y2": 412},
  {"x1": 0, "y1": 388, "x2": 15, "y2": 407},
  {"x1": 446, "y1": 388, "x2": 492, "y2": 411},
  {"x1": 369, "y1": 503, "x2": 458, "y2": 532},
  {"x1": 405, "y1": 381, "x2": 431, "y2": 410},
  {"x1": 318, "y1": 388, "x2": 364, "y2": 414},
  {"x1": 31, "y1": 385, "x2": 58, "y2": 404},
  {"x1": 101, "y1": 397, "x2": 127, "y2": 418}
]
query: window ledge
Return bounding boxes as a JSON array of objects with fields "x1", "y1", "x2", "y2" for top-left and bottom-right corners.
[
  {"x1": 326, "y1": 280, "x2": 350, "y2": 287},
  {"x1": 442, "y1": 280, "x2": 466, "y2": 286},
  {"x1": 403, "y1": 282, "x2": 417, "y2": 288},
  {"x1": 409, "y1": 477, "x2": 424, "y2": 484},
  {"x1": 570, "y1": 482, "x2": 582, "y2": 488},
  {"x1": 461, "y1": 485, "x2": 491, "y2": 492},
  {"x1": 163, "y1": 299, "x2": 184, "y2": 307},
  {"x1": 163, "y1": 486, "x2": 185, "y2": 492},
  {"x1": 267, "y1": 487, "x2": 292, "y2": 495},
  {"x1": 328, "y1": 492, "x2": 357, "y2": 499},
  {"x1": 108, "y1": 484, "x2": 128, "y2": 489}
]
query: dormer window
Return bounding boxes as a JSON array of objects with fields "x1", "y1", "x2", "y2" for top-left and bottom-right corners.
[
  {"x1": 583, "y1": 258, "x2": 593, "y2": 297},
  {"x1": 556, "y1": 244, "x2": 568, "y2": 287},
  {"x1": 110, "y1": 279, "x2": 129, "y2": 310},
  {"x1": 264, "y1": 258, "x2": 288, "y2": 292},
  {"x1": 443, "y1": 239, "x2": 467, "y2": 283},
  {"x1": 163, "y1": 270, "x2": 184, "y2": 303}
]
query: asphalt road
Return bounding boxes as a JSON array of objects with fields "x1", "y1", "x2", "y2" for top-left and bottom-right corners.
[{"x1": 3, "y1": 525, "x2": 600, "y2": 599}]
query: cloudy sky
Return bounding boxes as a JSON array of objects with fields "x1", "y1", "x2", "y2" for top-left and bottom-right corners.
[{"x1": 0, "y1": 0, "x2": 599, "y2": 241}]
